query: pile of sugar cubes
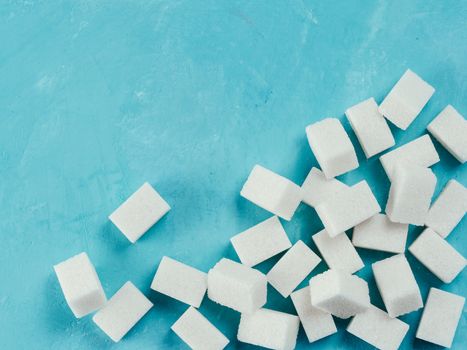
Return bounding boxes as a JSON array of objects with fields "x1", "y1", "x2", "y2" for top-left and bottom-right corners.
[{"x1": 53, "y1": 69, "x2": 466, "y2": 349}]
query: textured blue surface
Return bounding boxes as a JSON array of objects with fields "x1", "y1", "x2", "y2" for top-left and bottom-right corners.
[{"x1": 0, "y1": 1, "x2": 466, "y2": 349}]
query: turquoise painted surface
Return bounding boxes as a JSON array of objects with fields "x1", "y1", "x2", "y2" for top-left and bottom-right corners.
[{"x1": 0, "y1": 0, "x2": 466, "y2": 349}]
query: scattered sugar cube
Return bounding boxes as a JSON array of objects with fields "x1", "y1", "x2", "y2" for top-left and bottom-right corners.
[
  {"x1": 309, "y1": 269, "x2": 370, "y2": 319},
  {"x1": 386, "y1": 163, "x2": 437, "y2": 225},
  {"x1": 266, "y1": 240, "x2": 321, "y2": 297},
  {"x1": 150, "y1": 256, "x2": 207, "y2": 307},
  {"x1": 416, "y1": 288, "x2": 465, "y2": 348},
  {"x1": 425, "y1": 180, "x2": 467, "y2": 238},
  {"x1": 347, "y1": 305, "x2": 409, "y2": 350},
  {"x1": 427, "y1": 105, "x2": 467, "y2": 163},
  {"x1": 237, "y1": 308, "x2": 299, "y2": 350},
  {"x1": 93, "y1": 281, "x2": 153, "y2": 342},
  {"x1": 305, "y1": 118, "x2": 359, "y2": 178},
  {"x1": 230, "y1": 216, "x2": 292, "y2": 267},
  {"x1": 379, "y1": 134, "x2": 439, "y2": 181},
  {"x1": 290, "y1": 286, "x2": 337, "y2": 343},
  {"x1": 352, "y1": 214, "x2": 408, "y2": 254},
  {"x1": 109, "y1": 182, "x2": 170, "y2": 243},
  {"x1": 207, "y1": 258, "x2": 267, "y2": 314},
  {"x1": 345, "y1": 97, "x2": 395, "y2": 158},
  {"x1": 379, "y1": 69, "x2": 435, "y2": 130},
  {"x1": 315, "y1": 180, "x2": 381, "y2": 237},
  {"x1": 408, "y1": 228, "x2": 465, "y2": 283},
  {"x1": 372, "y1": 254, "x2": 422, "y2": 318},
  {"x1": 171, "y1": 306, "x2": 229, "y2": 350},
  {"x1": 53, "y1": 252, "x2": 106, "y2": 318},
  {"x1": 240, "y1": 165, "x2": 301, "y2": 221},
  {"x1": 300, "y1": 167, "x2": 348, "y2": 207},
  {"x1": 312, "y1": 229, "x2": 364, "y2": 274}
]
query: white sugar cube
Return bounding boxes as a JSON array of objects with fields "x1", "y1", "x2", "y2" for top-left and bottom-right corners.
[
  {"x1": 230, "y1": 216, "x2": 292, "y2": 267},
  {"x1": 416, "y1": 288, "x2": 465, "y2": 348},
  {"x1": 352, "y1": 214, "x2": 408, "y2": 253},
  {"x1": 305, "y1": 118, "x2": 359, "y2": 178},
  {"x1": 379, "y1": 69, "x2": 435, "y2": 130},
  {"x1": 372, "y1": 254, "x2": 422, "y2": 318},
  {"x1": 240, "y1": 165, "x2": 301, "y2": 221},
  {"x1": 300, "y1": 167, "x2": 348, "y2": 207},
  {"x1": 53, "y1": 252, "x2": 106, "y2": 318},
  {"x1": 379, "y1": 134, "x2": 439, "y2": 181},
  {"x1": 290, "y1": 286, "x2": 337, "y2": 343},
  {"x1": 237, "y1": 308, "x2": 299, "y2": 350},
  {"x1": 426, "y1": 180, "x2": 467, "y2": 238},
  {"x1": 345, "y1": 97, "x2": 395, "y2": 158},
  {"x1": 309, "y1": 269, "x2": 370, "y2": 319},
  {"x1": 347, "y1": 305, "x2": 409, "y2": 350},
  {"x1": 312, "y1": 229, "x2": 364, "y2": 274},
  {"x1": 109, "y1": 182, "x2": 170, "y2": 243},
  {"x1": 408, "y1": 228, "x2": 465, "y2": 283},
  {"x1": 428, "y1": 105, "x2": 467, "y2": 163},
  {"x1": 93, "y1": 282, "x2": 153, "y2": 342},
  {"x1": 207, "y1": 258, "x2": 267, "y2": 314},
  {"x1": 150, "y1": 256, "x2": 207, "y2": 307},
  {"x1": 266, "y1": 240, "x2": 321, "y2": 297},
  {"x1": 315, "y1": 180, "x2": 381, "y2": 237},
  {"x1": 171, "y1": 306, "x2": 229, "y2": 350},
  {"x1": 386, "y1": 163, "x2": 437, "y2": 225}
]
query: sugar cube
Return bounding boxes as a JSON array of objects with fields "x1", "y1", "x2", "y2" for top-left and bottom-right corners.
[
  {"x1": 416, "y1": 288, "x2": 465, "y2": 348},
  {"x1": 300, "y1": 167, "x2": 348, "y2": 207},
  {"x1": 379, "y1": 69, "x2": 435, "y2": 130},
  {"x1": 53, "y1": 252, "x2": 106, "y2": 318},
  {"x1": 237, "y1": 308, "x2": 299, "y2": 350},
  {"x1": 240, "y1": 165, "x2": 301, "y2": 221},
  {"x1": 109, "y1": 182, "x2": 170, "y2": 243},
  {"x1": 230, "y1": 216, "x2": 292, "y2": 267},
  {"x1": 372, "y1": 254, "x2": 422, "y2": 318},
  {"x1": 93, "y1": 282, "x2": 153, "y2": 342},
  {"x1": 150, "y1": 256, "x2": 207, "y2": 307},
  {"x1": 345, "y1": 97, "x2": 395, "y2": 158},
  {"x1": 171, "y1": 306, "x2": 229, "y2": 350},
  {"x1": 315, "y1": 180, "x2": 381, "y2": 237},
  {"x1": 266, "y1": 240, "x2": 321, "y2": 297},
  {"x1": 305, "y1": 118, "x2": 359, "y2": 178},
  {"x1": 312, "y1": 229, "x2": 364, "y2": 274},
  {"x1": 207, "y1": 258, "x2": 267, "y2": 314}
]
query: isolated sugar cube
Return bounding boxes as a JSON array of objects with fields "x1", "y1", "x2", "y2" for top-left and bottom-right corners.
[
  {"x1": 150, "y1": 256, "x2": 207, "y2": 307},
  {"x1": 240, "y1": 165, "x2": 301, "y2": 221},
  {"x1": 372, "y1": 254, "x2": 422, "y2": 318},
  {"x1": 171, "y1": 306, "x2": 229, "y2": 350},
  {"x1": 93, "y1": 281, "x2": 153, "y2": 342},
  {"x1": 428, "y1": 105, "x2": 467, "y2": 163},
  {"x1": 207, "y1": 258, "x2": 267, "y2": 314},
  {"x1": 230, "y1": 216, "x2": 292, "y2": 267},
  {"x1": 312, "y1": 229, "x2": 364, "y2": 274},
  {"x1": 309, "y1": 269, "x2": 370, "y2": 319},
  {"x1": 416, "y1": 288, "x2": 465, "y2": 348},
  {"x1": 53, "y1": 252, "x2": 106, "y2": 318},
  {"x1": 305, "y1": 118, "x2": 359, "y2": 178},
  {"x1": 347, "y1": 305, "x2": 409, "y2": 350},
  {"x1": 379, "y1": 69, "x2": 435, "y2": 130},
  {"x1": 290, "y1": 286, "x2": 337, "y2": 343},
  {"x1": 352, "y1": 214, "x2": 408, "y2": 254},
  {"x1": 345, "y1": 97, "x2": 395, "y2": 158},
  {"x1": 237, "y1": 308, "x2": 299, "y2": 350},
  {"x1": 425, "y1": 180, "x2": 467, "y2": 238},
  {"x1": 315, "y1": 180, "x2": 381, "y2": 237},
  {"x1": 386, "y1": 163, "x2": 437, "y2": 225},
  {"x1": 266, "y1": 240, "x2": 321, "y2": 297},
  {"x1": 109, "y1": 182, "x2": 170, "y2": 243},
  {"x1": 409, "y1": 228, "x2": 465, "y2": 283},
  {"x1": 300, "y1": 167, "x2": 348, "y2": 207}
]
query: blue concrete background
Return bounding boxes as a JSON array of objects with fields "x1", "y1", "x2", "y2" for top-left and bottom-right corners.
[{"x1": 0, "y1": 0, "x2": 465, "y2": 349}]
